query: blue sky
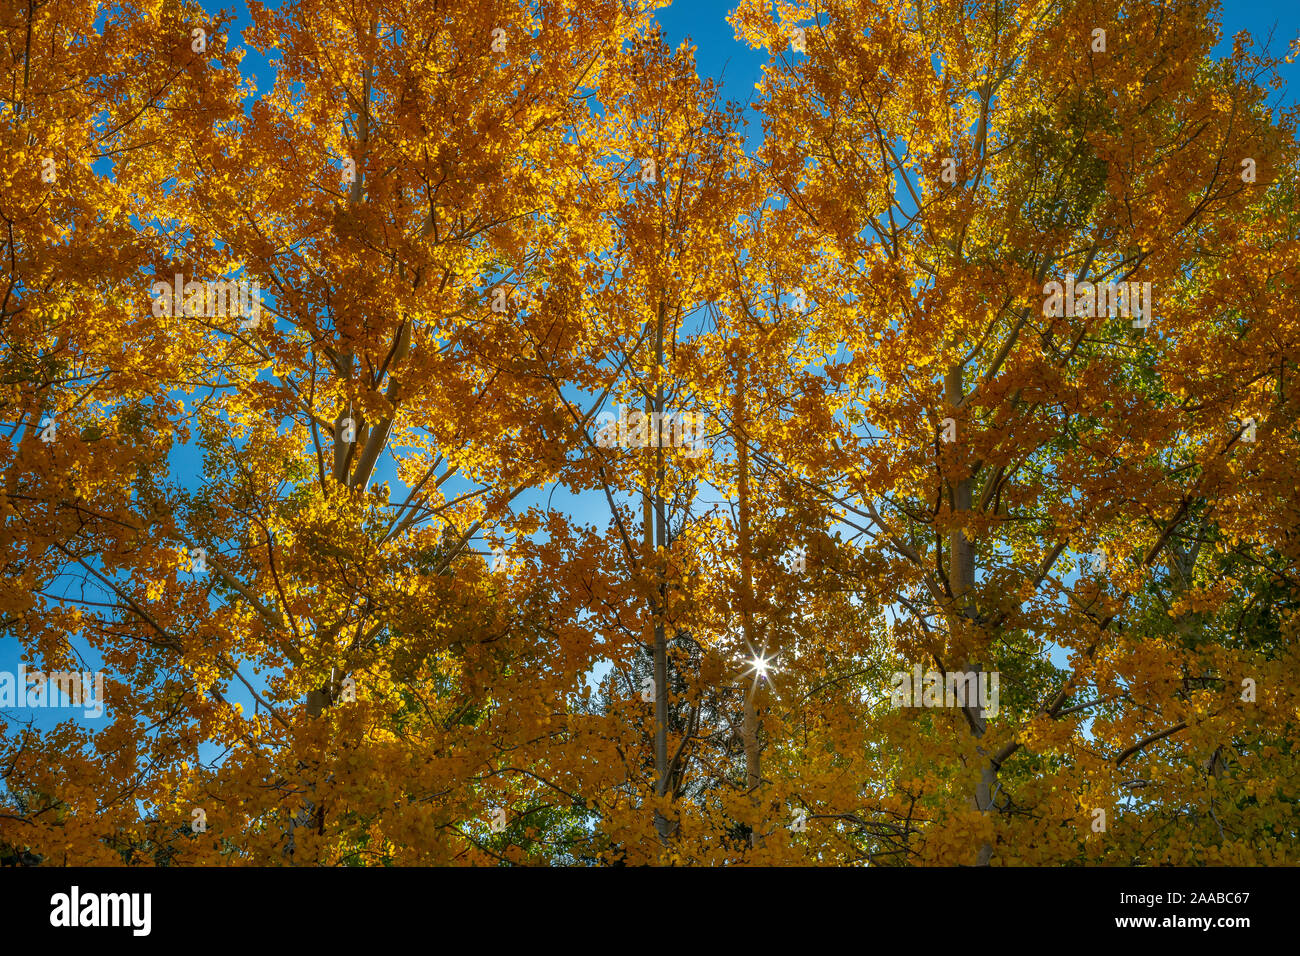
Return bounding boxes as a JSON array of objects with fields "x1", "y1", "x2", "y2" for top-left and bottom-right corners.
[{"x1": 654, "y1": 0, "x2": 1300, "y2": 105}]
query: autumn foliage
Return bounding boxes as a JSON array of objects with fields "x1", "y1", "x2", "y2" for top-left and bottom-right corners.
[{"x1": 2, "y1": 0, "x2": 1298, "y2": 866}]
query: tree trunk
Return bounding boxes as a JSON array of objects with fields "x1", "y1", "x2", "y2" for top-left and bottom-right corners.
[
  {"x1": 946, "y1": 362, "x2": 994, "y2": 865},
  {"x1": 734, "y1": 361, "x2": 761, "y2": 845},
  {"x1": 649, "y1": 301, "x2": 671, "y2": 841},
  {"x1": 295, "y1": 26, "x2": 377, "y2": 860}
]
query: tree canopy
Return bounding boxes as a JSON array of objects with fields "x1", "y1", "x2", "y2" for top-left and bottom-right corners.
[{"x1": 2, "y1": 0, "x2": 1298, "y2": 866}]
